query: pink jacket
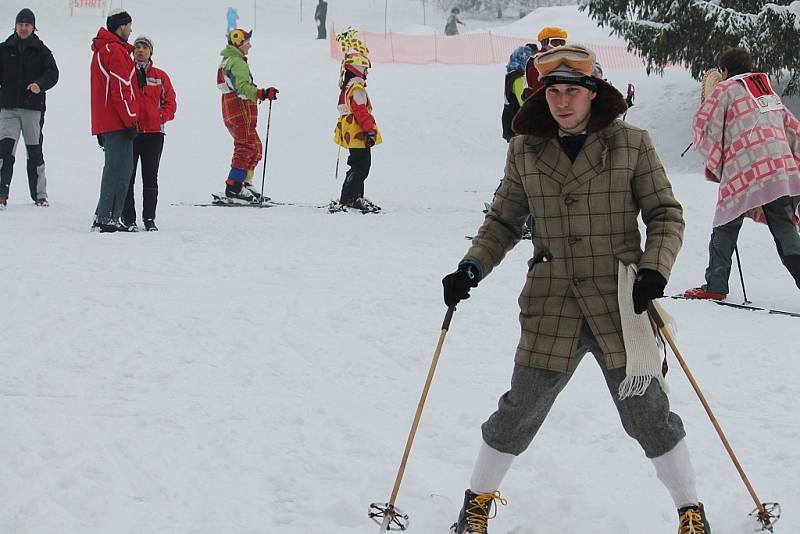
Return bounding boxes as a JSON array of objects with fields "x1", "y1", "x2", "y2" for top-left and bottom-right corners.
[{"x1": 693, "y1": 73, "x2": 800, "y2": 226}]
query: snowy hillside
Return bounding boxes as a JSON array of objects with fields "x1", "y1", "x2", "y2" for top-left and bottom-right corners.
[{"x1": 1, "y1": 1, "x2": 797, "y2": 533}]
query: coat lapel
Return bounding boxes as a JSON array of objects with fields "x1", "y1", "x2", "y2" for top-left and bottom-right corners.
[
  {"x1": 562, "y1": 131, "x2": 609, "y2": 195},
  {"x1": 529, "y1": 137, "x2": 571, "y2": 186}
]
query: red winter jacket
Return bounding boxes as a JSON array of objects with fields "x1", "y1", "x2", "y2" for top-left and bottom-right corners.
[
  {"x1": 338, "y1": 84, "x2": 376, "y2": 133},
  {"x1": 90, "y1": 27, "x2": 138, "y2": 135},
  {"x1": 523, "y1": 55, "x2": 544, "y2": 100},
  {"x1": 134, "y1": 60, "x2": 177, "y2": 133}
]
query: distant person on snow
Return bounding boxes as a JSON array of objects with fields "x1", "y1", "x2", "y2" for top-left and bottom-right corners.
[
  {"x1": 683, "y1": 47, "x2": 800, "y2": 300},
  {"x1": 444, "y1": 45, "x2": 711, "y2": 534},
  {"x1": 315, "y1": 0, "x2": 328, "y2": 40},
  {"x1": 332, "y1": 28, "x2": 382, "y2": 213},
  {"x1": 522, "y1": 26, "x2": 567, "y2": 100},
  {"x1": 0, "y1": 8, "x2": 59, "y2": 209},
  {"x1": 444, "y1": 7, "x2": 465, "y2": 36},
  {"x1": 217, "y1": 28, "x2": 279, "y2": 203},
  {"x1": 501, "y1": 43, "x2": 538, "y2": 142},
  {"x1": 90, "y1": 9, "x2": 139, "y2": 233},
  {"x1": 121, "y1": 35, "x2": 177, "y2": 232}
]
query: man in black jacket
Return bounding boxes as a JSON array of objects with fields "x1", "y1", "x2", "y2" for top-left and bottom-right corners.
[{"x1": 0, "y1": 8, "x2": 59, "y2": 208}]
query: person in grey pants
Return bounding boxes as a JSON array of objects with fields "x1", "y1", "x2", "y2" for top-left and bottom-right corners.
[
  {"x1": 89, "y1": 9, "x2": 138, "y2": 232},
  {"x1": 0, "y1": 8, "x2": 59, "y2": 208},
  {"x1": 442, "y1": 45, "x2": 709, "y2": 534}
]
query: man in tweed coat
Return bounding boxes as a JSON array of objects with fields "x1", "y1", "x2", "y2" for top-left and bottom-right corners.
[{"x1": 443, "y1": 46, "x2": 710, "y2": 534}]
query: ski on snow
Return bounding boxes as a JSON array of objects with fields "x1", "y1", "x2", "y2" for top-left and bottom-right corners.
[
  {"x1": 669, "y1": 295, "x2": 800, "y2": 318},
  {"x1": 178, "y1": 194, "x2": 380, "y2": 214}
]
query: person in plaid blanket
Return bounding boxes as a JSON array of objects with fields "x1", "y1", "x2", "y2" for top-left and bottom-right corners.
[
  {"x1": 684, "y1": 47, "x2": 800, "y2": 300},
  {"x1": 217, "y1": 28, "x2": 278, "y2": 202}
]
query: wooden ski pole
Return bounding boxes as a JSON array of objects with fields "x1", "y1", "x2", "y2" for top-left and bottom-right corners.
[
  {"x1": 647, "y1": 304, "x2": 775, "y2": 529},
  {"x1": 370, "y1": 305, "x2": 456, "y2": 531}
]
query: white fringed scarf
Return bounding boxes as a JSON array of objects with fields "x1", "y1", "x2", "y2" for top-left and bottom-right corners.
[{"x1": 617, "y1": 262, "x2": 673, "y2": 400}]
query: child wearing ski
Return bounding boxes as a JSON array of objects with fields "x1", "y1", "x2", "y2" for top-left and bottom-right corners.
[
  {"x1": 217, "y1": 28, "x2": 278, "y2": 203},
  {"x1": 332, "y1": 29, "x2": 382, "y2": 212}
]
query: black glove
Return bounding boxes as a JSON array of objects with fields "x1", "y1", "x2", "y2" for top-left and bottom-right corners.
[
  {"x1": 96, "y1": 134, "x2": 104, "y2": 149},
  {"x1": 632, "y1": 268, "x2": 667, "y2": 315},
  {"x1": 364, "y1": 132, "x2": 377, "y2": 148},
  {"x1": 442, "y1": 262, "x2": 481, "y2": 306},
  {"x1": 125, "y1": 125, "x2": 138, "y2": 140}
]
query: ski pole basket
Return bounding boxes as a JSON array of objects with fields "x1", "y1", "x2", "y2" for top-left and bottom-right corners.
[{"x1": 369, "y1": 502, "x2": 409, "y2": 531}]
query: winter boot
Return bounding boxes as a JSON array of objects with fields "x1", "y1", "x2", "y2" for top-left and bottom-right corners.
[
  {"x1": 143, "y1": 219, "x2": 158, "y2": 232},
  {"x1": 225, "y1": 179, "x2": 255, "y2": 203},
  {"x1": 682, "y1": 287, "x2": 726, "y2": 301},
  {"x1": 351, "y1": 197, "x2": 381, "y2": 212},
  {"x1": 243, "y1": 182, "x2": 268, "y2": 202},
  {"x1": 91, "y1": 217, "x2": 118, "y2": 233},
  {"x1": 35, "y1": 197, "x2": 49, "y2": 207},
  {"x1": 0, "y1": 195, "x2": 6, "y2": 209},
  {"x1": 677, "y1": 503, "x2": 711, "y2": 534},
  {"x1": 450, "y1": 490, "x2": 506, "y2": 534},
  {"x1": 118, "y1": 219, "x2": 139, "y2": 232}
]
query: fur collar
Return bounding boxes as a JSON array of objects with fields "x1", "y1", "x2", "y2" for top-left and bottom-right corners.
[{"x1": 512, "y1": 78, "x2": 628, "y2": 139}]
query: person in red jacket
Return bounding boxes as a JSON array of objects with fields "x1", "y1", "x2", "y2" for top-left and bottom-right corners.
[
  {"x1": 90, "y1": 9, "x2": 138, "y2": 233},
  {"x1": 121, "y1": 35, "x2": 176, "y2": 232}
]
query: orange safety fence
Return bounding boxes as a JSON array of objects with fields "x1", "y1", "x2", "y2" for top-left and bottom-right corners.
[{"x1": 329, "y1": 27, "x2": 648, "y2": 69}]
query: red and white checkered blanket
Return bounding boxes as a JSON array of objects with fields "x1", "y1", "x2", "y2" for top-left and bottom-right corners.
[{"x1": 693, "y1": 74, "x2": 800, "y2": 227}]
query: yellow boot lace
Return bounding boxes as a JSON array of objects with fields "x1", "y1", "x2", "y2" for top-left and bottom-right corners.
[
  {"x1": 678, "y1": 508, "x2": 706, "y2": 534},
  {"x1": 465, "y1": 491, "x2": 507, "y2": 534}
]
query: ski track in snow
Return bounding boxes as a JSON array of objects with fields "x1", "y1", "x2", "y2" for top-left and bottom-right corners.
[{"x1": 1, "y1": 1, "x2": 798, "y2": 533}]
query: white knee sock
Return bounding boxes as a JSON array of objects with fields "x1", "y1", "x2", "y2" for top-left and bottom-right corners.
[
  {"x1": 469, "y1": 441, "x2": 516, "y2": 494},
  {"x1": 651, "y1": 439, "x2": 699, "y2": 508}
]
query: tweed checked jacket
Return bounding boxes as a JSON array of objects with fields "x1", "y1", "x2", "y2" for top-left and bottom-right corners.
[{"x1": 464, "y1": 80, "x2": 684, "y2": 373}]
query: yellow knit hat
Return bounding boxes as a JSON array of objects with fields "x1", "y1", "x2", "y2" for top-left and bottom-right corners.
[{"x1": 537, "y1": 26, "x2": 568, "y2": 42}]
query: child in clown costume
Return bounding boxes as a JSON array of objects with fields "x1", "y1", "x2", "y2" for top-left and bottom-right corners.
[
  {"x1": 217, "y1": 28, "x2": 278, "y2": 202},
  {"x1": 332, "y1": 29, "x2": 382, "y2": 212}
]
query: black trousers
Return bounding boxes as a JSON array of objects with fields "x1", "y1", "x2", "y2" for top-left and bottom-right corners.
[
  {"x1": 340, "y1": 147, "x2": 371, "y2": 204},
  {"x1": 317, "y1": 18, "x2": 327, "y2": 39},
  {"x1": 123, "y1": 133, "x2": 164, "y2": 223}
]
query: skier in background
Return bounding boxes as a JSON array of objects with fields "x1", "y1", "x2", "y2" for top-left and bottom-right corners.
[
  {"x1": 315, "y1": 0, "x2": 328, "y2": 40},
  {"x1": 217, "y1": 28, "x2": 279, "y2": 203},
  {"x1": 501, "y1": 43, "x2": 537, "y2": 142},
  {"x1": 683, "y1": 47, "x2": 800, "y2": 299},
  {"x1": 522, "y1": 26, "x2": 567, "y2": 99},
  {"x1": 444, "y1": 7, "x2": 465, "y2": 36},
  {"x1": 331, "y1": 28, "x2": 382, "y2": 213}
]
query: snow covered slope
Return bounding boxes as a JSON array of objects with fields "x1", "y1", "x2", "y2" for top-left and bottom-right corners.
[{"x1": 1, "y1": 2, "x2": 797, "y2": 533}]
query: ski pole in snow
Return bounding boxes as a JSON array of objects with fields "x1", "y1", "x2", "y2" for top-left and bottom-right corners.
[
  {"x1": 335, "y1": 146, "x2": 341, "y2": 180},
  {"x1": 734, "y1": 245, "x2": 751, "y2": 304},
  {"x1": 259, "y1": 99, "x2": 274, "y2": 206},
  {"x1": 680, "y1": 142, "x2": 693, "y2": 157},
  {"x1": 369, "y1": 305, "x2": 457, "y2": 531},
  {"x1": 648, "y1": 304, "x2": 781, "y2": 532}
]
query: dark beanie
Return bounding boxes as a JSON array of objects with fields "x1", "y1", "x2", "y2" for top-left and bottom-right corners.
[
  {"x1": 106, "y1": 9, "x2": 132, "y2": 32},
  {"x1": 16, "y1": 8, "x2": 36, "y2": 28}
]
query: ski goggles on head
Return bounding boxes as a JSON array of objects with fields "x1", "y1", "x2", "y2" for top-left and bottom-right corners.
[
  {"x1": 535, "y1": 45, "x2": 596, "y2": 79},
  {"x1": 543, "y1": 37, "x2": 566, "y2": 48}
]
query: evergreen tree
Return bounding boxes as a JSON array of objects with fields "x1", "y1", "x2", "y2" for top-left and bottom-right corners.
[{"x1": 579, "y1": 0, "x2": 800, "y2": 94}]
